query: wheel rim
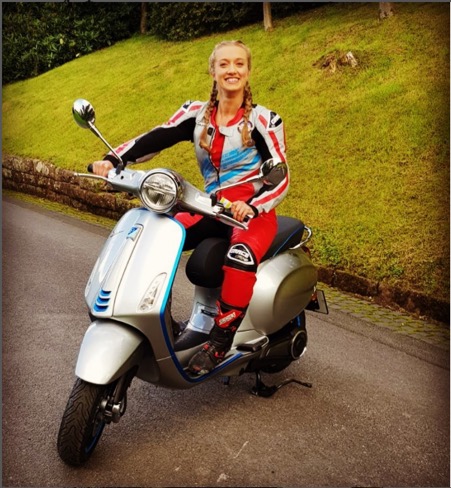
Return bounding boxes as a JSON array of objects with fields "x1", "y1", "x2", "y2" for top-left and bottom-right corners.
[{"x1": 84, "y1": 406, "x2": 106, "y2": 454}]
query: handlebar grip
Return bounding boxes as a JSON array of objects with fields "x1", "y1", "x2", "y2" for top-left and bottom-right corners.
[
  {"x1": 87, "y1": 164, "x2": 93, "y2": 173},
  {"x1": 223, "y1": 209, "x2": 253, "y2": 224}
]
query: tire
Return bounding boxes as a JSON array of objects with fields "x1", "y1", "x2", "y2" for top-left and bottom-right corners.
[{"x1": 57, "y1": 378, "x2": 116, "y2": 466}]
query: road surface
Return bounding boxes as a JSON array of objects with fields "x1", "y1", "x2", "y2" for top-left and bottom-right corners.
[{"x1": 2, "y1": 197, "x2": 449, "y2": 487}]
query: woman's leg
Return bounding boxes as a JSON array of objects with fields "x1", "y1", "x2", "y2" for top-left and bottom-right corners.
[{"x1": 189, "y1": 210, "x2": 278, "y2": 374}]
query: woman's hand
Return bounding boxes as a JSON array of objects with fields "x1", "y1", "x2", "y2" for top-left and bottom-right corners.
[
  {"x1": 92, "y1": 160, "x2": 114, "y2": 177},
  {"x1": 231, "y1": 200, "x2": 254, "y2": 222}
]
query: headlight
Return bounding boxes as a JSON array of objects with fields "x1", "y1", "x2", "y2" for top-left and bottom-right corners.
[{"x1": 140, "y1": 170, "x2": 181, "y2": 213}]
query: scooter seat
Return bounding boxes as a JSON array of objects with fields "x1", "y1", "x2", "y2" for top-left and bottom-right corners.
[
  {"x1": 261, "y1": 216, "x2": 305, "y2": 261},
  {"x1": 185, "y1": 216, "x2": 305, "y2": 288}
]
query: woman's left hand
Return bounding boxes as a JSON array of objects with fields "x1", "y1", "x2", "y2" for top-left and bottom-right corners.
[{"x1": 231, "y1": 201, "x2": 254, "y2": 222}]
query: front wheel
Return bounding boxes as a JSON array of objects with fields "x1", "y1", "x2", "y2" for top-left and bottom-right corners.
[{"x1": 57, "y1": 378, "x2": 118, "y2": 466}]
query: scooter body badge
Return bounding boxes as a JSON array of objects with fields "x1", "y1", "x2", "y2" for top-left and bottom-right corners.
[{"x1": 126, "y1": 225, "x2": 142, "y2": 241}]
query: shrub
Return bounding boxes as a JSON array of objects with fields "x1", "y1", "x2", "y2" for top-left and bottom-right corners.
[
  {"x1": 2, "y1": 3, "x2": 140, "y2": 84},
  {"x1": 146, "y1": 3, "x2": 321, "y2": 41},
  {"x1": 147, "y1": 3, "x2": 259, "y2": 42}
]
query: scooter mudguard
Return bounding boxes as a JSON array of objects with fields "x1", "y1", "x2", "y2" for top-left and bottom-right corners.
[{"x1": 75, "y1": 320, "x2": 145, "y2": 385}]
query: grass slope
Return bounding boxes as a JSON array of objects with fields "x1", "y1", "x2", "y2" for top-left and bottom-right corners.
[{"x1": 2, "y1": 2, "x2": 449, "y2": 301}]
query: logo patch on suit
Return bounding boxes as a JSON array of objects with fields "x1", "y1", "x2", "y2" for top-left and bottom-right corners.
[
  {"x1": 227, "y1": 244, "x2": 255, "y2": 267},
  {"x1": 238, "y1": 119, "x2": 254, "y2": 133},
  {"x1": 269, "y1": 111, "x2": 282, "y2": 128}
]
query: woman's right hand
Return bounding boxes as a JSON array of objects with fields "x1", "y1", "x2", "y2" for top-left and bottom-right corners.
[{"x1": 92, "y1": 160, "x2": 114, "y2": 177}]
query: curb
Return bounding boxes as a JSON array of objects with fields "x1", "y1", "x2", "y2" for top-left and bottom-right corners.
[
  {"x1": 2, "y1": 153, "x2": 449, "y2": 326},
  {"x1": 321, "y1": 284, "x2": 449, "y2": 351},
  {"x1": 317, "y1": 268, "x2": 450, "y2": 326}
]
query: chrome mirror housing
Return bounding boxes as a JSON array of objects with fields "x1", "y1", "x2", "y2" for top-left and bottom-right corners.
[
  {"x1": 72, "y1": 99, "x2": 96, "y2": 129},
  {"x1": 260, "y1": 159, "x2": 288, "y2": 186}
]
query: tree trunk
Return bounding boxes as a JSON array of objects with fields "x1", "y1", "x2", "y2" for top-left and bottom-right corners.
[
  {"x1": 140, "y1": 2, "x2": 148, "y2": 34},
  {"x1": 379, "y1": 2, "x2": 394, "y2": 20},
  {"x1": 263, "y1": 2, "x2": 273, "y2": 32}
]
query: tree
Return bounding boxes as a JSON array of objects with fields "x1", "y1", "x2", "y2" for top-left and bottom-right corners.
[
  {"x1": 379, "y1": 2, "x2": 394, "y2": 20},
  {"x1": 263, "y1": 2, "x2": 273, "y2": 32},
  {"x1": 140, "y1": 2, "x2": 147, "y2": 34}
]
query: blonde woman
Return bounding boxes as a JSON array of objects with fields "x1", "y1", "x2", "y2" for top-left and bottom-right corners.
[{"x1": 92, "y1": 40, "x2": 289, "y2": 374}]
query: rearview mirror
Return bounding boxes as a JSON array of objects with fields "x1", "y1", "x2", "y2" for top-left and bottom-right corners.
[
  {"x1": 259, "y1": 159, "x2": 288, "y2": 186},
  {"x1": 72, "y1": 99, "x2": 96, "y2": 129},
  {"x1": 71, "y1": 98, "x2": 125, "y2": 172}
]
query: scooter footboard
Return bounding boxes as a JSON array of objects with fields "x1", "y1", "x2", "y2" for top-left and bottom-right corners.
[{"x1": 75, "y1": 320, "x2": 146, "y2": 385}]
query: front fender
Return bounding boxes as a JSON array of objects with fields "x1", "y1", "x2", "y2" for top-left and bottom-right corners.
[{"x1": 75, "y1": 320, "x2": 145, "y2": 385}]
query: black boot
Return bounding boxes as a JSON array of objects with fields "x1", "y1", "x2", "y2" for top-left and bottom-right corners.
[{"x1": 188, "y1": 302, "x2": 245, "y2": 375}]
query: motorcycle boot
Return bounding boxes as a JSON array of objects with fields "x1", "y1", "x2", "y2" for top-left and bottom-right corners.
[{"x1": 188, "y1": 301, "x2": 245, "y2": 375}]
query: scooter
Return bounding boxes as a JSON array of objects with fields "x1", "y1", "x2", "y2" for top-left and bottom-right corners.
[{"x1": 57, "y1": 99, "x2": 328, "y2": 466}]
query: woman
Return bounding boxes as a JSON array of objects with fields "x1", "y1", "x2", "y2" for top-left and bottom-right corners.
[{"x1": 92, "y1": 40, "x2": 289, "y2": 374}]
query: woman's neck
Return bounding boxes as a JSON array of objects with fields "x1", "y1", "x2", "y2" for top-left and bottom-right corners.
[{"x1": 216, "y1": 93, "x2": 244, "y2": 125}]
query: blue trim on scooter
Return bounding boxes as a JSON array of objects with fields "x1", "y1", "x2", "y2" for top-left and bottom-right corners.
[{"x1": 158, "y1": 216, "x2": 243, "y2": 384}]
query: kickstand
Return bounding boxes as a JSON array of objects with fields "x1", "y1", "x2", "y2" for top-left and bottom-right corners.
[{"x1": 251, "y1": 371, "x2": 312, "y2": 398}]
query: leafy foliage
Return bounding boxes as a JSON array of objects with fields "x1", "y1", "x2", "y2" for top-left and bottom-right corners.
[
  {"x1": 2, "y1": 2, "x2": 319, "y2": 83},
  {"x1": 2, "y1": 3, "x2": 140, "y2": 84},
  {"x1": 146, "y1": 3, "x2": 320, "y2": 41},
  {"x1": 147, "y1": 3, "x2": 254, "y2": 41}
]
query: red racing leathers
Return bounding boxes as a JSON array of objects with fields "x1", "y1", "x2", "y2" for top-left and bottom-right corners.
[{"x1": 103, "y1": 101, "x2": 289, "y2": 309}]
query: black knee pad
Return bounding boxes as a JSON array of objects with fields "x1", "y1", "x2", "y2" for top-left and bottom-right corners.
[{"x1": 225, "y1": 243, "x2": 258, "y2": 272}]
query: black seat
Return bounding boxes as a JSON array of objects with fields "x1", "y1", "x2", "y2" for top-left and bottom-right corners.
[
  {"x1": 261, "y1": 216, "x2": 305, "y2": 261},
  {"x1": 186, "y1": 216, "x2": 305, "y2": 287}
]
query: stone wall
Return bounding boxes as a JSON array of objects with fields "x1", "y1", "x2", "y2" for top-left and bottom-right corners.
[
  {"x1": 2, "y1": 153, "x2": 449, "y2": 324},
  {"x1": 2, "y1": 154, "x2": 136, "y2": 220}
]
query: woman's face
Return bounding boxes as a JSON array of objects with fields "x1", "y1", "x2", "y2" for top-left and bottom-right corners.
[{"x1": 212, "y1": 45, "x2": 250, "y2": 96}]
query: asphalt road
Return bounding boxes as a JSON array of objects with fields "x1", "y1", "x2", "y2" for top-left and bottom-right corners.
[{"x1": 2, "y1": 197, "x2": 449, "y2": 487}]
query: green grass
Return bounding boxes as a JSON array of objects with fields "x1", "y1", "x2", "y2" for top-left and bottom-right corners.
[{"x1": 2, "y1": 2, "x2": 449, "y2": 301}]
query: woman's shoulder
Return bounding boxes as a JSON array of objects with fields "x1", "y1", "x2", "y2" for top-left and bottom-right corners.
[
  {"x1": 251, "y1": 104, "x2": 284, "y2": 130},
  {"x1": 166, "y1": 100, "x2": 208, "y2": 126},
  {"x1": 181, "y1": 100, "x2": 208, "y2": 110},
  {"x1": 177, "y1": 100, "x2": 208, "y2": 116}
]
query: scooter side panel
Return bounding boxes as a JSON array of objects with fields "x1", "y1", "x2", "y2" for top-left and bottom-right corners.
[
  {"x1": 75, "y1": 320, "x2": 146, "y2": 384},
  {"x1": 241, "y1": 248, "x2": 317, "y2": 335}
]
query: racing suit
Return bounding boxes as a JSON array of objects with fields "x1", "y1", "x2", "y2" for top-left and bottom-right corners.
[{"x1": 103, "y1": 100, "x2": 289, "y2": 311}]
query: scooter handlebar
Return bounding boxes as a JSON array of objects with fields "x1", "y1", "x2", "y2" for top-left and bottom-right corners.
[{"x1": 215, "y1": 209, "x2": 251, "y2": 230}]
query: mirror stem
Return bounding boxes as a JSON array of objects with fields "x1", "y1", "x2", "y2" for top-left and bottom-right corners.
[{"x1": 88, "y1": 121, "x2": 125, "y2": 170}]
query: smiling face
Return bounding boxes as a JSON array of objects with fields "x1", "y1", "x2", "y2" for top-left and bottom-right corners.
[{"x1": 211, "y1": 44, "x2": 250, "y2": 97}]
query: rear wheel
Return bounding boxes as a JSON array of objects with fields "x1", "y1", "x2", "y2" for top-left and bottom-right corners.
[{"x1": 57, "y1": 378, "x2": 117, "y2": 466}]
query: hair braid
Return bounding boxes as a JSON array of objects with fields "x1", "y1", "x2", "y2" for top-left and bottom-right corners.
[
  {"x1": 199, "y1": 81, "x2": 218, "y2": 153},
  {"x1": 241, "y1": 81, "x2": 254, "y2": 148}
]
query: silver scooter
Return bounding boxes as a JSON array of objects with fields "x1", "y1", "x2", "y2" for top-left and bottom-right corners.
[{"x1": 57, "y1": 99, "x2": 328, "y2": 466}]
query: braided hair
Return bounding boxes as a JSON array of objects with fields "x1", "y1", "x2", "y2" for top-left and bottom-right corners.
[{"x1": 199, "y1": 40, "x2": 254, "y2": 153}]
